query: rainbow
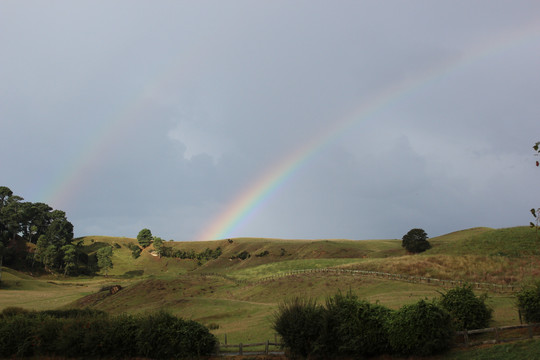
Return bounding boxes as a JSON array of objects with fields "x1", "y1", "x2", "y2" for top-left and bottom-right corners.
[
  {"x1": 41, "y1": 51, "x2": 203, "y2": 210},
  {"x1": 38, "y1": 18, "x2": 540, "y2": 238},
  {"x1": 195, "y1": 20, "x2": 540, "y2": 241}
]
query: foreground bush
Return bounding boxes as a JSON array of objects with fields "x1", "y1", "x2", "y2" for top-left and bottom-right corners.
[
  {"x1": 439, "y1": 285, "x2": 492, "y2": 330},
  {"x1": 387, "y1": 300, "x2": 454, "y2": 356},
  {"x1": 0, "y1": 310, "x2": 217, "y2": 359},
  {"x1": 318, "y1": 291, "x2": 393, "y2": 357},
  {"x1": 272, "y1": 297, "x2": 323, "y2": 358},
  {"x1": 517, "y1": 282, "x2": 540, "y2": 323}
]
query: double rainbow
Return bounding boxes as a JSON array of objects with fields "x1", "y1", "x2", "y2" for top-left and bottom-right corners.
[{"x1": 41, "y1": 20, "x2": 540, "y2": 240}]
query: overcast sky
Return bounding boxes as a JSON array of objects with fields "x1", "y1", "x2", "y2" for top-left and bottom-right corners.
[{"x1": 1, "y1": 1, "x2": 539, "y2": 241}]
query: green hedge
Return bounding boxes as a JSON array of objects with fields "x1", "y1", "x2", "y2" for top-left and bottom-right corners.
[
  {"x1": 0, "y1": 309, "x2": 217, "y2": 359},
  {"x1": 273, "y1": 293, "x2": 455, "y2": 358},
  {"x1": 439, "y1": 284, "x2": 492, "y2": 330},
  {"x1": 517, "y1": 282, "x2": 540, "y2": 323},
  {"x1": 318, "y1": 291, "x2": 393, "y2": 357},
  {"x1": 272, "y1": 297, "x2": 324, "y2": 358},
  {"x1": 387, "y1": 300, "x2": 454, "y2": 356}
]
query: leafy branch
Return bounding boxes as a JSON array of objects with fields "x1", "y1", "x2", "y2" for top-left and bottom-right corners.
[{"x1": 531, "y1": 142, "x2": 540, "y2": 238}]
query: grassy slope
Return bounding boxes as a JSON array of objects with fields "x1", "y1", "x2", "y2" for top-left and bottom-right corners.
[{"x1": 1, "y1": 226, "x2": 538, "y2": 350}]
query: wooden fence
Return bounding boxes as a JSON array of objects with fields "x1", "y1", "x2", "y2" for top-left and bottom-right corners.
[
  {"x1": 253, "y1": 268, "x2": 518, "y2": 293},
  {"x1": 456, "y1": 323, "x2": 540, "y2": 347},
  {"x1": 217, "y1": 324, "x2": 540, "y2": 355},
  {"x1": 218, "y1": 340, "x2": 283, "y2": 355}
]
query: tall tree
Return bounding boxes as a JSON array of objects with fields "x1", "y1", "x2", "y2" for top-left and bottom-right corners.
[
  {"x1": 0, "y1": 242, "x2": 4, "y2": 287},
  {"x1": 153, "y1": 236, "x2": 164, "y2": 257},
  {"x1": 402, "y1": 228, "x2": 431, "y2": 253},
  {"x1": 531, "y1": 142, "x2": 540, "y2": 238},
  {"x1": 137, "y1": 228, "x2": 153, "y2": 248},
  {"x1": 96, "y1": 246, "x2": 113, "y2": 276},
  {"x1": 61, "y1": 244, "x2": 77, "y2": 275}
]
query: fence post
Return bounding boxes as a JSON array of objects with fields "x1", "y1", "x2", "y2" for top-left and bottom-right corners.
[
  {"x1": 528, "y1": 324, "x2": 534, "y2": 339},
  {"x1": 224, "y1": 334, "x2": 227, "y2": 345},
  {"x1": 495, "y1": 328, "x2": 500, "y2": 343},
  {"x1": 265, "y1": 340, "x2": 269, "y2": 355},
  {"x1": 239, "y1": 343, "x2": 243, "y2": 355},
  {"x1": 463, "y1": 329, "x2": 469, "y2": 348}
]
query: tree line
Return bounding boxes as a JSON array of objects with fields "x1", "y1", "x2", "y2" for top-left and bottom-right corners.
[{"x1": 0, "y1": 186, "x2": 85, "y2": 277}]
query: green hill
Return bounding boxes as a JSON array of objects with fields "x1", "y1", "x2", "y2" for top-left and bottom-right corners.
[{"x1": 1, "y1": 226, "x2": 538, "y2": 347}]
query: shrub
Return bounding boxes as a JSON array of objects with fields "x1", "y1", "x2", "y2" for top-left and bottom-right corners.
[
  {"x1": 0, "y1": 315, "x2": 36, "y2": 357},
  {"x1": 128, "y1": 243, "x2": 142, "y2": 259},
  {"x1": 439, "y1": 285, "x2": 492, "y2": 330},
  {"x1": 134, "y1": 311, "x2": 217, "y2": 358},
  {"x1": 230, "y1": 251, "x2": 251, "y2": 260},
  {"x1": 40, "y1": 308, "x2": 108, "y2": 319},
  {"x1": 0, "y1": 310, "x2": 217, "y2": 359},
  {"x1": 517, "y1": 282, "x2": 540, "y2": 323},
  {"x1": 0, "y1": 306, "x2": 31, "y2": 318},
  {"x1": 318, "y1": 291, "x2": 393, "y2": 357},
  {"x1": 272, "y1": 297, "x2": 324, "y2": 358},
  {"x1": 387, "y1": 300, "x2": 454, "y2": 356}
]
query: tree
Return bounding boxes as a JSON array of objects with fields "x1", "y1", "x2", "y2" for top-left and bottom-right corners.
[
  {"x1": 137, "y1": 228, "x2": 152, "y2": 248},
  {"x1": 153, "y1": 236, "x2": 164, "y2": 257},
  {"x1": 531, "y1": 142, "x2": 540, "y2": 238},
  {"x1": 402, "y1": 228, "x2": 431, "y2": 253},
  {"x1": 97, "y1": 246, "x2": 113, "y2": 276},
  {"x1": 61, "y1": 244, "x2": 77, "y2": 275},
  {"x1": 387, "y1": 300, "x2": 453, "y2": 356},
  {"x1": 0, "y1": 242, "x2": 4, "y2": 287},
  {"x1": 438, "y1": 285, "x2": 492, "y2": 330},
  {"x1": 517, "y1": 282, "x2": 540, "y2": 323}
]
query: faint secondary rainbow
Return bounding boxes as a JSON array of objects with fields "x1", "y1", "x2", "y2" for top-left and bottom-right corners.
[
  {"x1": 40, "y1": 51, "x2": 204, "y2": 210},
  {"x1": 195, "y1": 20, "x2": 540, "y2": 241}
]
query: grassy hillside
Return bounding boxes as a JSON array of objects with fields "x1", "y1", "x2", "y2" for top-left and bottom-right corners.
[{"x1": 1, "y1": 226, "x2": 538, "y2": 348}]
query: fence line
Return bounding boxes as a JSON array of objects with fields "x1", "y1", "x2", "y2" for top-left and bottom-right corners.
[
  {"x1": 456, "y1": 323, "x2": 540, "y2": 347},
  {"x1": 218, "y1": 340, "x2": 283, "y2": 355},
  {"x1": 218, "y1": 323, "x2": 540, "y2": 355},
  {"x1": 252, "y1": 268, "x2": 517, "y2": 293}
]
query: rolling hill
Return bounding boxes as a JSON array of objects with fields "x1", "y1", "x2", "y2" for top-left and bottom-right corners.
[{"x1": 1, "y1": 226, "x2": 538, "y2": 345}]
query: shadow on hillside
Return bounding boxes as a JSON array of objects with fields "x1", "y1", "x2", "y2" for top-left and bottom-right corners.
[
  {"x1": 84, "y1": 241, "x2": 113, "y2": 253},
  {"x1": 122, "y1": 270, "x2": 144, "y2": 278}
]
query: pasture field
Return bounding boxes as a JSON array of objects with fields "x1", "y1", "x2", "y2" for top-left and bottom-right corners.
[{"x1": 0, "y1": 226, "x2": 538, "y2": 356}]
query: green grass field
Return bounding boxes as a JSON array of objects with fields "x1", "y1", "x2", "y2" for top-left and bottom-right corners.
[{"x1": 1, "y1": 226, "x2": 539, "y2": 358}]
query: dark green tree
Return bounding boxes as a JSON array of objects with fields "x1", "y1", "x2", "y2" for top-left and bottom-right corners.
[
  {"x1": 439, "y1": 285, "x2": 492, "y2": 330},
  {"x1": 153, "y1": 236, "x2": 164, "y2": 257},
  {"x1": 97, "y1": 246, "x2": 113, "y2": 275},
  {"x1": 137, "y1": 228, "x2": 152, "y2": 248},
  {"x1": 517, "y1": 282, "x2": 540, "y2": 323},
  {"x1": 402, "y1": 228, "x2": 431, "y2": 253},
  {"x1": 387, "y1": 300, "x2": 453, "y2": 356},
  {"x1": 61, "y1": 245, "x2": 77, "y2": 275},
  {"x1": 531, "y1": 142, "x2": 540, "y2": 238},
  {"x1": 0, "y1": 242, "x2": 4, "y2": 287}
]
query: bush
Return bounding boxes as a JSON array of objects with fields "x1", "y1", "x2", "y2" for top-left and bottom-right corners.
[
  {"x1": 40, "y1": 308, "x2": 108, "y2": 319},
  {"x1": 517, "y1": 282, "x2": 540, "y2": 323},
  {"x1": 272, "y1": 297, "x2": 324, "y2": 358},
  {"x1": 0, "y1": 310, "x2": 217, "y2": 359},
  {"x1": 0, "y1": 306, "x2": 31, "y2": 318},
  {"x1": 230, "y1": 251, "x2": 251, "y2": 260},
  {"x1": 439, "y1": 285, "x2": 492, "y2": 330},
  {"x1": 387, "y1": 300, "x2": 454, "y2": 356},
  {"x1": 0, "y1": 315, "x2": 36, "y2": 357},
  {"x1": 318, "y1": 291, "x2": 393, "y2": 357}
]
